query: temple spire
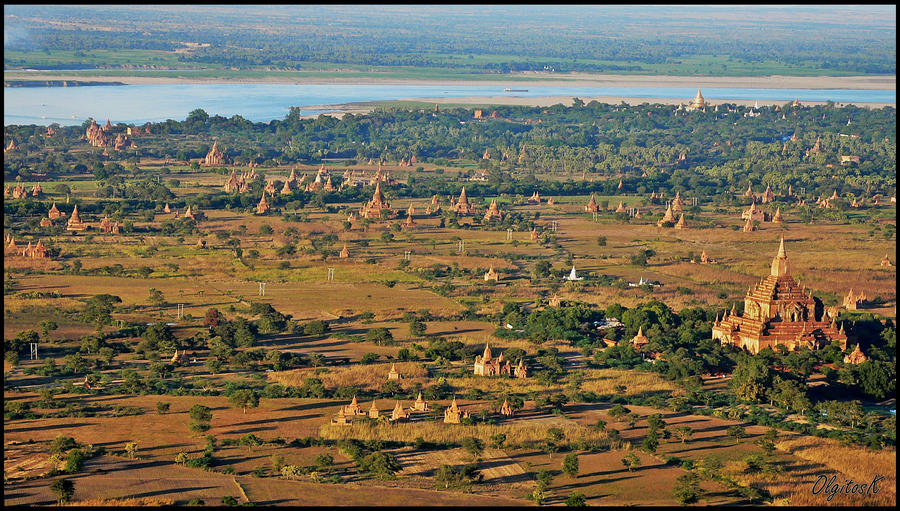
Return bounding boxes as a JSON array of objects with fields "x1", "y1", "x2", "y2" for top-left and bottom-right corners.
[{"x1": 770, "y1": 236, "x2": 790, "y2": 277}]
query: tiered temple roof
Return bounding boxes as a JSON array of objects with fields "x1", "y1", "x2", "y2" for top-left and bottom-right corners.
[
  {"x1": 48, "y1": 203, "x2": 65, "y2": 219},
  {"x1": 742, "y1": 201, "x2": 766, "y2": 222},
  {"x1": 672, "y1": 191, "x2": 685, "y2": 214},
  {"x1": 412, "y1": 392, "x2": 428, "y2": 412},
  {"x1": 452, "y1": 187, "x2": 476, "y2": 215},
  {"x1": 657, "y1": 203, "x2": 676, "y2": 226},
  {"x1": 483, "y1": 199, "x2": 502, "y2": 221},
  {"x1": 843, "y1": 288, "x2": 867, "y2": 311},
  {"x1": 391, "y1": 401, "x2": 409, "y2": 421},
  {"x1": 484, "y1": 265, "x2": 500, "y2": 282},
  {"x1": 631, "y1": 326, "x2": 650, "y2": 350},
  {"x1": 66, "y1": 205, "x2": 87, "y2": 231},
  {"x1": 204, "y1": 141, "x2": 225, "y2": 166},
  {"x1": 674, "y1": 214, "x2": 687, "y2": 230},
  {"x1": 443, "y1": 397, "x2": 469, "y2": 424},
  {"x1": 584, "y1": 194, "x2": 599, "y2": 213},
  {"x1": 256, "y1": 192, "x2": 270, "y2": 215},
  {"x1": 843, "y1": 344, "x2": 868, "y2": 365},
  {"x1": 473, "y1": 342, "x2": 513, "y2": 376},
  {"x1": 771, "y1": 208, "x2": 783, "y2": 224},
  {"x1": 742, "y1": 217, "x2": 756, "y2": 232},
  {"x1": 712, "y1": 238, "x2": 847, "y2": 354},
  {"x1": 360, "y1": 182, "x2": 393, "y2": 219}
]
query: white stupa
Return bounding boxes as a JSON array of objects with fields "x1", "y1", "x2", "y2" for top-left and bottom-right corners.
[{"x1": 564, "y1": 265, "x2": 583, "y2": 281}]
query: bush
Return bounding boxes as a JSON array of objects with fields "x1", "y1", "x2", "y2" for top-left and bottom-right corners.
[
  {"x1": 365, "y1": 328, "x2": 395, "y2": 346},
  {"x1": 303, "y1": 320, "x2": 330, "y2": 336},
  {"x1": 565, "y1": 491, "x2": 587, "y2": 506},
  {"x1": 359, "y1": 451, "x2": 401, "y2": 480}
]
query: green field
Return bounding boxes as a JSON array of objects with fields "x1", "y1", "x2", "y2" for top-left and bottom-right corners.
[{"x1": 3, "y1": 48, "x2": 875, "y2": 81}]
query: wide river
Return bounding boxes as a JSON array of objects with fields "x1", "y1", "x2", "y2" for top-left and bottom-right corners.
[{"x1": 4, "y1": 83, "x2": 896, "y2": 126}]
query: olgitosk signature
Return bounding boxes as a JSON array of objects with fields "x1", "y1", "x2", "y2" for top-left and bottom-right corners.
[{"x1": 811, "y1": 474, "x2": 885, "y2": 501}]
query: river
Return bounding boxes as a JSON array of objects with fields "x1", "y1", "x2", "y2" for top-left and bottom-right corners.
[{"x1": 4, "y1": 83, "x2": 896, "y2": 126}]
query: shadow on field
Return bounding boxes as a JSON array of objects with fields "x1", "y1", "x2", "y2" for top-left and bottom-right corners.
[
  {"x1": 578, "y1": 464, "x2": 655, "y2": 479},
  {"x1": 232, "y1": 414, "x2": 319, "y2": 426},
  {"x1": 7, "y1": 422, "x2": 92, "y2": 433},
  {"x1": 668, "y1": 443, "x2": 731, "y2": 455},
  {"x1": 282, "y1": 401, "x2": 340, "y2": 412},
  {"x1": 129, "y1": 486, "x2": 220, "y2": 499},
  {"x1": 220, "y1": 425, "x2": 277, "y2": 435},
  {"x1": 426, "y1": 327, "x2": 484, "y2": 336}
]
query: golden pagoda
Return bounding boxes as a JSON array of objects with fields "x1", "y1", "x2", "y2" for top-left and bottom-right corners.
[
  {"x1": 631, "y1": 326, "x2": 650, "y2": 350},
  {"x1": 690, "y1": 89, "x2": 706, "y2": 109}
]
